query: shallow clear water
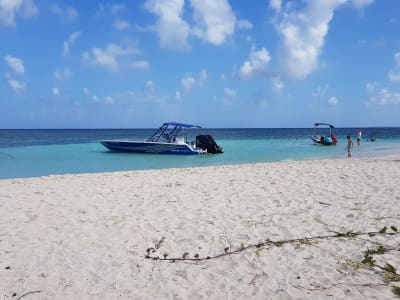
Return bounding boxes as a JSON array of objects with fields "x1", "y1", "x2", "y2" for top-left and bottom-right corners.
[{"x1": 1, "y1": 128, "x2": 399, "y2": 179}]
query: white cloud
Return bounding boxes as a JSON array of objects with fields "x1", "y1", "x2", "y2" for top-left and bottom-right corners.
[
  {"x1": 190, "y1": 0, "x2": 236, "y2": 45},
  {"x1": 366, "y1": 83, "x2": 400, "y2": 106},
  {"x1": 4, "y1": 55, "x2": 24, "y2": 75},
  {"x1": 198, "y1": 69, "x2": 207, "y2": 85},
  {"x1": 388, "y1": 52, "x2": 400, "y2": 83},
  {"x1": 92, "y1": 95, "x2": 115, "y2": 104},
  {"x1": 269, "y1": 0, "x2": 282, "y2": 13},
  {"x1": 113, "y1": 19, "x2": 130, "y2": 30},
  {"x1": 144, "y1": 0, "x2": 190, "y2": 50},
  {"x1": 103, "y1": 96, "x2": 114, "y2": 104},
  {"x1": 350, "y1": 0, "x2": 374, "y2": 10},
  {"x1": 52, "y1": 87, "x2": 60, "y2": 96},
  {"x1": 128, "y1": 60, "x2": 150, "y2": 70},
  {"x1": 271, "y1": 77, "x2": 284, "y2": 91},
  {"x1": 0, "y1": 0, "x2": 38, "y2": 27},
  {"x1": 328, "y1": 96, "x2": 338, "y2": 105},
  {"x1": 145, "y1": 0, "x2": 237, "y2": 49},
  {"x1": 181, "y1": 75, "x2": 196, "y2": 91},
  {"x1": 388, "y1": 71, "x2": 400, "y2": 83},
  {"x1": 7, "y1": 78, "x2": 26, "y2": 93},
  {"x1": 224, "y1": 87, "x2": 237, "y2": 98},
  {"x1": 274, "y1": 0, "x2": 346, "y2": 79},
  {"x1": 83, "y1": 87, "x2": 89, "y2": 96},
  {"x1": 366, "y1": 82, "x2": 377, "y2": 93},
  {"x1": 312, "y1": 85, "x2": 328, "y2": 98},
  {"x1": 175, "y1": 91, "x2": 181, "y2": 100},
  {"x1": 145, "y1": 80, "x2": 154, "y2": 92},
  {"x1": 236, "y1": 19, "x2": 252, "y2": 30},
  {"x1": 394, "y1": 52, "x2": 400, "y2": 66},
  {"x1": 180, "y1": 69, "x2": 208, "y2": 91},
  {"x1": 50, "y1": 4, "x2": 78, "y2": 23},
  {"x1": 63, "y1": 31, "x2": 81, "y2": 56},
  {"x1": 54, "y1": 68, "x2": 72, "y2": 80},
  {"x1": 95, "y1": 3, "x2": 126, "y2": 18},
  {"x1": 83, "y1": 43, "x2": 141, "y2": 72},
  {"x1": 239, "y1": 47, "x2": 271, "y2": 79}
]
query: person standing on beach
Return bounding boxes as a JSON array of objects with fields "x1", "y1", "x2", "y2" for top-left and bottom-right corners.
[
  {"x1": 357, "y1": 129, "x2": 362, "y2": 146},
  {"x1": 347, "y1": 135, "x2": 353, "y2": 158}
]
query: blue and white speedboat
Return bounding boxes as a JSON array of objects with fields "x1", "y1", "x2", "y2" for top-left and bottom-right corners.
[{"x1": 100, "y1": 122, "x2": 223, "y2": 155}]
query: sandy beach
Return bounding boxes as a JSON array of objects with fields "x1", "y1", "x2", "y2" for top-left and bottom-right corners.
[{"x1": 1, "y1": 156, "x2": 400, "y2": 299}]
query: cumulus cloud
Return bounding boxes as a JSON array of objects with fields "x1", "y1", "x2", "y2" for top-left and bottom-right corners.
[
  {"x1": 63, "y1": 31, "x2": 81, "y2": 56},
  {"x1": 239, "y1": 47, "x2": 271, "y2": 79},
  {"x1": 181, "y1": 75, "x2": 196, "y2": 91},
  {"x1": 144, "y1": 0, "x2": 190, "y2": 50},
  {"x1": 224, "y1": 87, "x2": 237, "y2": 98},
  {"x1": 4, "y1": 55, "x2": 24, "y2": 75},
  {"x1": 388, "y1": 52, "x2": 400, "y2": 83},
  {"x1": 180, "y1": 69, "x2": 208, "y2": 91},
  {"x1": 350, "y1": 0, "x2": 374, "y2": 11},
  {"x1": 271, "y1": 77, "x2": 284, "y2": 91},
  {"x1": 4, "y1": 55, "x2": 26, "y2": 93},
  {"x1": 273, "y1": 0, "x2": 346, "y2": 79},
  {"x1": 7, "y1": 78, "x2": 26, "y2": 93},
  {"x1": 175, "y1": 91, "x2": 181, "y2": 100},
  {"x1": 52, "y1": 87, "x2": 60, "y2": 96},
  {"x1": 95, "y1": 3, "x2": 126, "y2": 18},
  {"x1": 145, "y1": 80, "x2": 155, "y2": 92},
  {"x1": 366, "y1": 84, "x2": 400, "y2": 106},
  {"x1": 145, "y1": 0, "x2": 238, "y2": 49},
  {"x1": 50, "y1": 4, "x2": 78, "y2": 23},
  {"x1": 269, "y1": 0, "x2": 282, "y2": 13},
  {"x1": 312, "y1": 85, "x2": 328, "y2": 98},
  {"x1": 83, "y1": 43, "x2": 147, "y2": 72},
  {"x1": 388, "y1": 72, "x2": 400, "y2": 83},
  {"x1": 113, "y1": 19, "x2": 130, "y2": 30},
  {"x1": 328, "y1": 96, "x2": 338, "y2": 105},
  {"x1": 54, "y1": 68, "x2": 72, "y2": 80},
  {"x1": 236, "y1": 19, "x2": 252, "y2": 30},
  {"x1": 190, "y1": 0, "x2": 236, "y2": 45},
  {"x1": 0, "y1": 0, "x2": 38, "y2": 27},
  {"x1": 128, "y1": 61, "x2": 150, "y2": 70},
  {"x1": 92, "y1": 95, "x2": 115, "y2": 104}
]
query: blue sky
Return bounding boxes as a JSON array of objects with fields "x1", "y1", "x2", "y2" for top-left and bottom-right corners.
[{"x1": 1, "y1": 0, "x2": 400, "y2": 128}]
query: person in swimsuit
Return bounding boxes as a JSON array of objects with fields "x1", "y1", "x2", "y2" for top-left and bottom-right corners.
[
  {"x1": 347, "y1": 135, "x2": 353, "y2": 158},
  {"x1": 357, "y1": 129, "x2": 362, "y2": 146}
]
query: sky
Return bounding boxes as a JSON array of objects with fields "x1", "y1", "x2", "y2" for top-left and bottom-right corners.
[{"x1": 1, "y1": 0, "x2": 400, "y2": 128}]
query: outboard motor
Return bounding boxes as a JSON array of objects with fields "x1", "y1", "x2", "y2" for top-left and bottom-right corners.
[{"x1": 196, "y1": 135, "x2": 223, "y2": 154}]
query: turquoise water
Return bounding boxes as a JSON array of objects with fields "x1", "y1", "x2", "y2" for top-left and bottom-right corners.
[{"x1": 1, "y1": 128, "x2": 400, "y2": 179}]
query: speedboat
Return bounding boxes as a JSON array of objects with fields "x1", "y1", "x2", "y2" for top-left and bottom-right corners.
[
  {"x1": 311, "y1": 123, "x2": 337, "y2": 146},
  {"x1": 100, "y1": 122, "x2": 223, "y2": 155}
]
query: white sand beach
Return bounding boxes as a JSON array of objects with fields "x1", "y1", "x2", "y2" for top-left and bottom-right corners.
[{"x1": 1, "y1": 156, "x2": 400, "y2": 299}]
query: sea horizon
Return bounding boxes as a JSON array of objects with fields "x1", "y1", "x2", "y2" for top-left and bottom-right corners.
[{"x1": 1, "y1": 127, "x2": 400, "y2": 179}]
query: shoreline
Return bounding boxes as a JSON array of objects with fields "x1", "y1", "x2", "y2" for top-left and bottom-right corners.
[
  {"x1": 2, "y1": 149, "x2": 400, "y2": 181},
  {"x1": 1, "y1": 155, "x2": 400, "y2": 299}
]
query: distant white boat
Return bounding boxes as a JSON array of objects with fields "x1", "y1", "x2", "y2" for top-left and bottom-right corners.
[{"x1": 100, "y1": 122, "x2": 223, "y2": 155}]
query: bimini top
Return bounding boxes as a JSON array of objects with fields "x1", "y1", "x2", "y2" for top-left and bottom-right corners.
[
  {"x1": 314, "y1": 123, "x2": 334, "y2": 128},
  {"x1": 163, "y1": 122, "x2": 202, "y2": 129},
  {"x1": 146, "y1": 122, "x2": 202, "y2": 142}
]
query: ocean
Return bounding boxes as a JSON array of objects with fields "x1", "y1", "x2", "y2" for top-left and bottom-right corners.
[{"x1": 1, "y1": 127, "x2": 400, "y2": 179}]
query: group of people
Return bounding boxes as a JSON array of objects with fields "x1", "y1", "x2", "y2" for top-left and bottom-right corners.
[{"x1": 346, "y1": 129, "x2": 363, "y2": 158}]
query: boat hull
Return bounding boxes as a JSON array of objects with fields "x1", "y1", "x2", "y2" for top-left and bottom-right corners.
[
  {"x1": 312, "y1": 136, "x2": 333, "y2": 146},
  {"x1": 100, "y1": 140, "x2": 202, "y2": 155}
]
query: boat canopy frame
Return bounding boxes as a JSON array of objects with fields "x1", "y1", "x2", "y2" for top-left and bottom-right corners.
[
  {"x1": 146, "y1": 122, "x2": 202, "y2": 142},
  {"x1": 314, "y1": 123, "x2": 334, "y2": 129}
]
